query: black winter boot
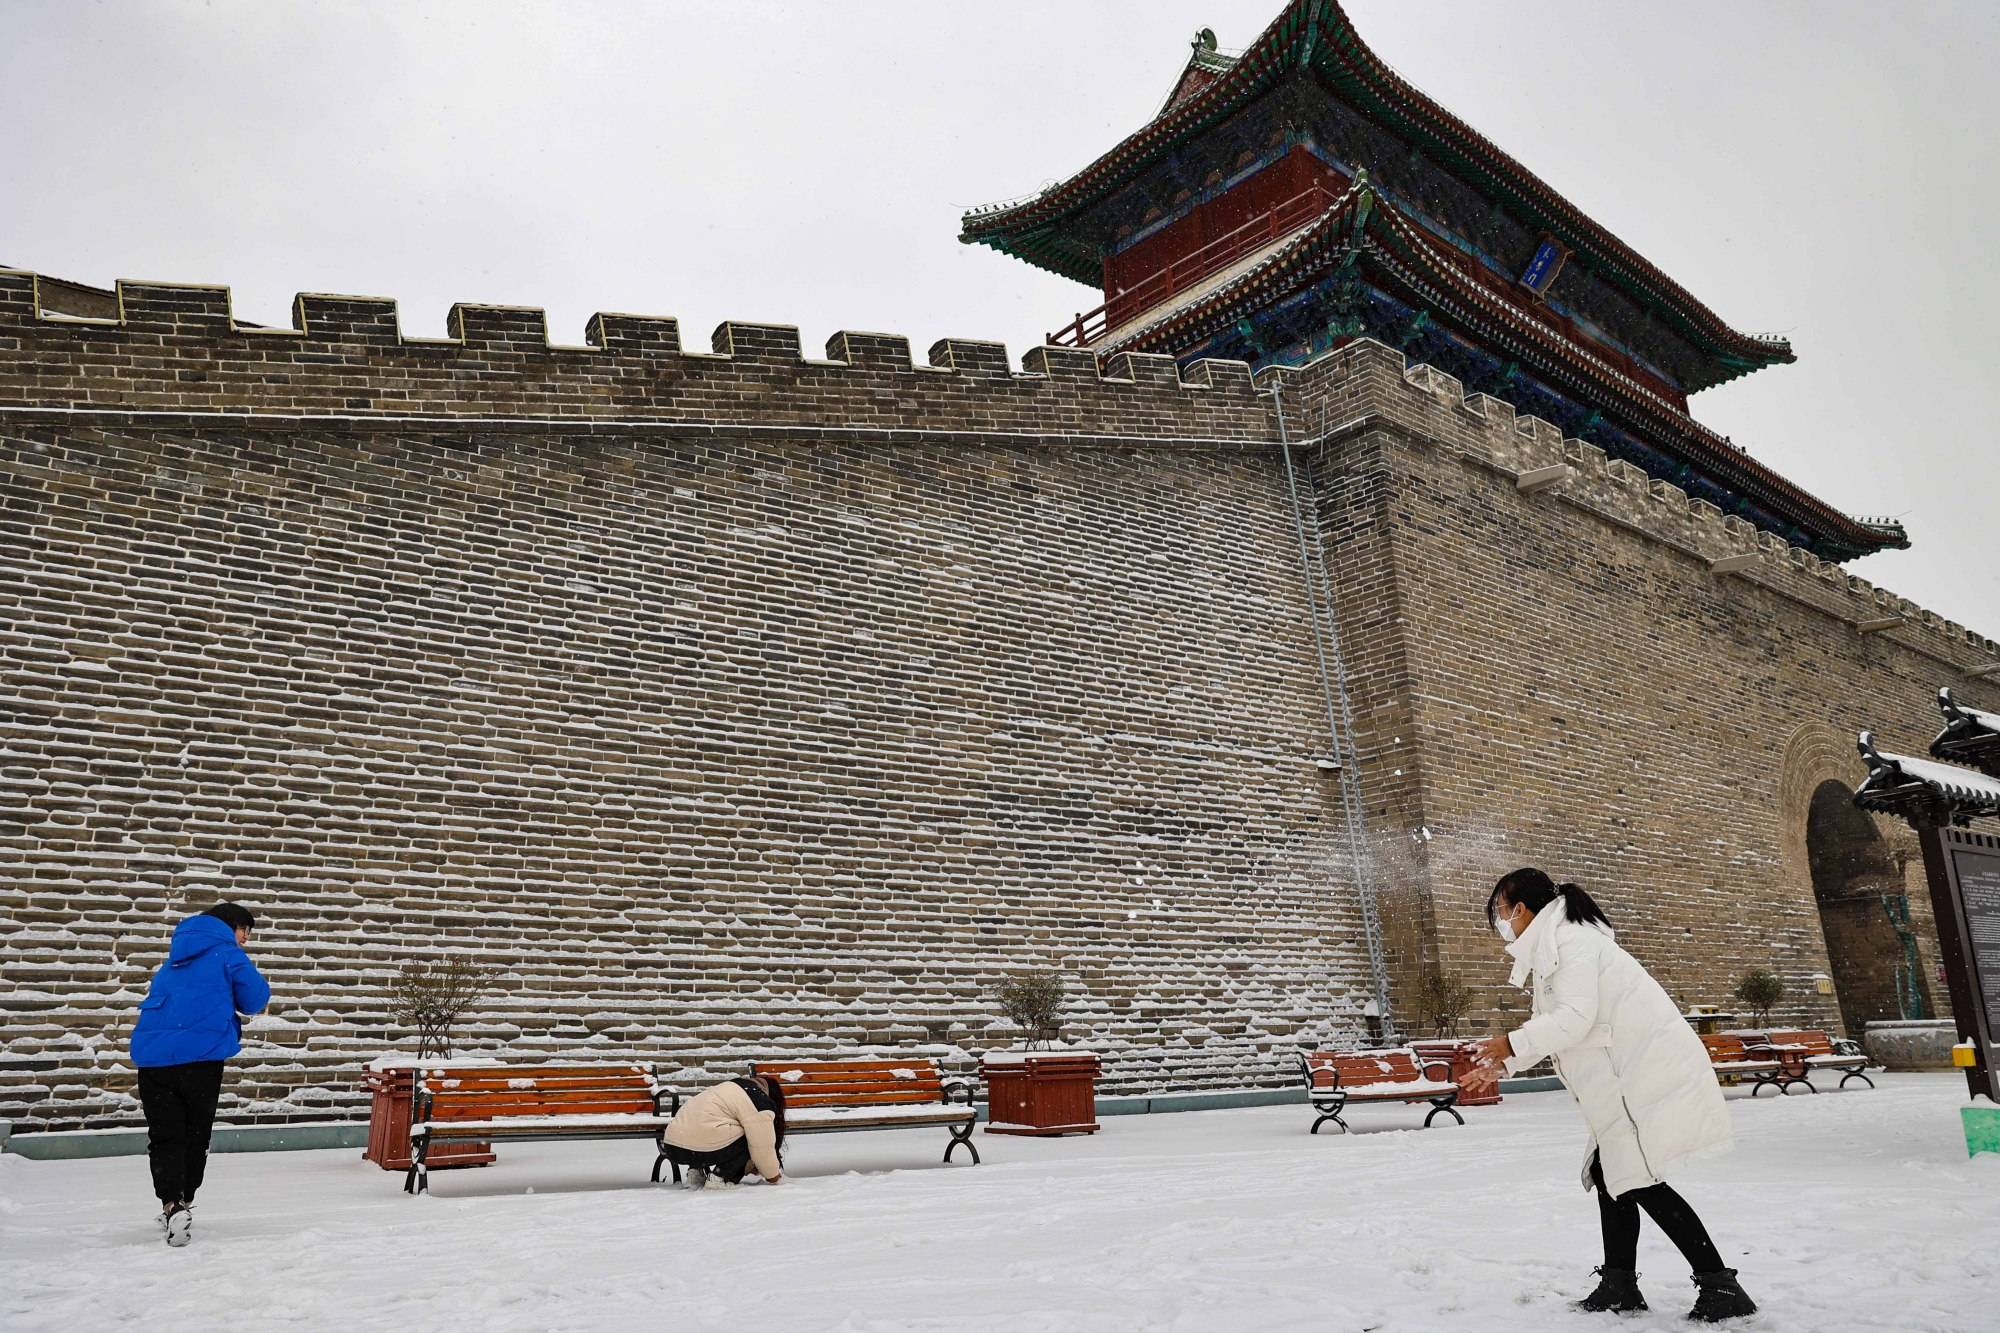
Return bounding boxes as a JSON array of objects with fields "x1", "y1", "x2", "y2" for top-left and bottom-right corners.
[
  {"x1": 1688, "y1": 1269, "x2": 1757, "y2": 1322},
  {"x1": 1573, "y1": 1267, "x2": 1648, "y2": 1313}
]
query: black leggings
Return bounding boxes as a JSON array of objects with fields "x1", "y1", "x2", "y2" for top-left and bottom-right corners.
[
  {"x1": 1590, "y1": 1152, "x2": 1724, "y2": 1273},
  {"x1": 662, "y1": 1136, "x2": 752, "y2": 1184},
  {"x1": 136, "y1": 1060, "x2": 225, "y2": 1205}
]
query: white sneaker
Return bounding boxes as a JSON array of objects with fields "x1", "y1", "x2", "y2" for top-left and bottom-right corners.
[
  {"x1": 163, "y1": 1204, "x2": 193, "y2": 1247},
  {"x1": 683, "y1": 1167, "x2": 709, "y2": 1191}
]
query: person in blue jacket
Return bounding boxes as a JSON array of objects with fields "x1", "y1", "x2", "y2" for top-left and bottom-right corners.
[{"x1": 130, "y1": 902, "x2": 271, "y2": 1245}]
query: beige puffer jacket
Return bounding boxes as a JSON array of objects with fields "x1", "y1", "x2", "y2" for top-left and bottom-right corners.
[{"x1": 663, "y1": 1078, "x2": 782, "y2": 1180}]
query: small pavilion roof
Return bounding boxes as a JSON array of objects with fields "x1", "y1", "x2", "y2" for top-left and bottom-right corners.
[
  {"x1": 961, "y1": 0, "x2": 1794, "y2": 392},
  {"x1": 1932, "y1": 688, "x2": 2000, "y2": 778},
  {"x1": 1097, "y1": 178, "x2": 1903, "y2": 559},
  {"x1": 1855, "y1": 731, "x2": 2000, "y2": 826}
]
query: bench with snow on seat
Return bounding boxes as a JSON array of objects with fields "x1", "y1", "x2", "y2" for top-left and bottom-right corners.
[
  {"x1": 1756, "y1": 1029, "x2": 1876, "y2": 1092},
  {"x1": 1298, "y1": 1048, "x2": 1463, "y2": 1134},
  {"x1": 743, "y1": 1058, "x2": 980, "y2": 1168},
  {"x1": 403, "y1": 1063, "x2": 675, "y2": 1194},
  {"x1": 1698, "y1": 1033, "x2": 1789, "y2": 1095}
]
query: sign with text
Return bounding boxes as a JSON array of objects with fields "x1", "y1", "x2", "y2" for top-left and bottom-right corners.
[
  {"x1": 1929, "y1": 827, "x2": 2000, "y2": 1102},
  {"x1": 1519, "y1": 237, "x2": 1569, "y2": 295},
  {"x1": 1950, "y1": 841, "x2": 2000, "y2": 1033}
]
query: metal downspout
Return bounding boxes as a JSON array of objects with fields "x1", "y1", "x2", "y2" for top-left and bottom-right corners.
[{"x1": 1271, "y1": 381, "x2": 1395, "y2": 1038}]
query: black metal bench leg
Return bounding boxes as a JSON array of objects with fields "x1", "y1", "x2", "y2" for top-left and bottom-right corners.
[
  {"x1": 1424, "y1": 1097, "x2": 1464, "y2": 1127},
  {"x1": 944, "y1": 1119, "x2": 980, "y2": 1165},
  {"x1": 406, "y1": 1136, "x2": 431, "y2": 1195},
  {"x1": 1785, "y1": 1075, "x2": 1816, "y2": 1094},
  {"x1": 1309, "y1": 1096, "x2": 1349, "y2": 1134},
  {"x1": 1840, "y1": 1069, "x2": 1875, "y2": 1090},
  {"x1": 652, "y1": 1137, "x2": 672, "y2": 1184}
]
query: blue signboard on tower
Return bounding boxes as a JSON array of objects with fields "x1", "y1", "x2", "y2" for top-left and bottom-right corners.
[{"x1": 1520, "y1": 237, "x2": 1568, "y2": 295}]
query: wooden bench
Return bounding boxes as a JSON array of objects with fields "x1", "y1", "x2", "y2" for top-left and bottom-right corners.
[
  {"x1": 1699, "y1": 1034, "x2": 1788, "y2": 1095},
  {"x1": 405, "y1": 1063, "x2": 674, "y2": 1194},
  {"x1": 1299, "y1": 1048, "x2": 1463, "y2": 1134},
  {"x1": 741, "y1": 1058, "x2": 979, "y2": 1170},
  {"x1": 1761, "y1": 1029, "x2": 1876, "y2": 1092}
]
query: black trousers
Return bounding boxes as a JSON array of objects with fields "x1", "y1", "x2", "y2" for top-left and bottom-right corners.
[
  {"x1": 661, "y1": 1136, "x2": 752, "y2": 1184},
  {"x1": 1590, "y1": 1152, "x2": 1724, "y2": 1273},
  {"x1": 136, "y1": 1061, "x2": 225, "y2": 1205}
]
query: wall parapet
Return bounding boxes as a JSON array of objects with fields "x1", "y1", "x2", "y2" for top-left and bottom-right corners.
[
  {"x1": 0, "y1": 269, "x2": 1277, "y2": 443},
  {"x1": 3, "y1": 267, "x2": 1989, "y2": 666},
  {"x1": 1295, "y1": 337, "x2": 2000, "y2": 671}
]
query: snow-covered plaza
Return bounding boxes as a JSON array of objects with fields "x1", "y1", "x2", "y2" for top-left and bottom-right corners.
[{"x1": 2, "y1": 1072, "x2": 1992, "y2": 1332}]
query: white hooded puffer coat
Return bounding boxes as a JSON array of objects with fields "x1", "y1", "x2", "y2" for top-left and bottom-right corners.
[{"x1": 1501, "y1": 895, "x2": 1732, "y2": 1198}]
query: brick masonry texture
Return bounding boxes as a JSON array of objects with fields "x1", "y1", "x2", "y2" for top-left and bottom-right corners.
[
  {"x1": 1, "y1": 272, "x2": 1995, "y2": 1130},
  {"x1": 1293, "y1": 344, "x2": 2000, "y2": 1038}
]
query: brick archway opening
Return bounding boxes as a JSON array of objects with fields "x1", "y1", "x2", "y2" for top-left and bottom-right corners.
[{"x1": 1806, "y1": 778, "x2": 1931, "y2": 1032}]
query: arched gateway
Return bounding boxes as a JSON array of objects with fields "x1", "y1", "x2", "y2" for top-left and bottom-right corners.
[{"x1": 1806, "y1": 780, "x2": 1931, "y2": 1031}]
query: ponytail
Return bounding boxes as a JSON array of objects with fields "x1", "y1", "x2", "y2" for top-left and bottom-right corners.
[
  {"x1": 1488, "y1": 867, "x2": 1613, "y2": 931},
  {"x1": 766, "y1": 1078, "x2": 787, "y2": 1161},
  {"x1": 1554, "y1": 882, "x2": 1611, "y2": 930}
]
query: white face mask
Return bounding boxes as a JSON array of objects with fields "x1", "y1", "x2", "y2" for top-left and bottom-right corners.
[{"x1": 1495, "y1": 911, "x2": 1518, "y2": 943}]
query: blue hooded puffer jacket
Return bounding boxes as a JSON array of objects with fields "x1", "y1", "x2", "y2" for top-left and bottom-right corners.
[{"x1": 130, "y1": 913, "x2": 272, "y2": 1068}]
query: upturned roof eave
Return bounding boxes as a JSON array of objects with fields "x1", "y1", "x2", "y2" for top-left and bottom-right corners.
[
  {"x1": 959, "y1": 0, "x2": 1793, "y2": 383},
  {"x1": 1098, "y1": 185, "x2": 1898, "y2": 559}
]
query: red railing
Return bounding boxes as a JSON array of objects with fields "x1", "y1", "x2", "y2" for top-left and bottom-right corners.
[{"x1": 1047, "y1": 185, "x2": 1342, "y2": 348}]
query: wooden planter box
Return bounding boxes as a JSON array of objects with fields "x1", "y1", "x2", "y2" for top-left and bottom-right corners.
[
  {"x1": 361, "y1": 1064, "x2": 497, "y2": 1171},
  {"x1": 1410, "y1": 1039, "x2": 1501, "y2": 1107},
  {"x1": 981, "y1": 1052, "x2": 1102, "y2": 1136}
]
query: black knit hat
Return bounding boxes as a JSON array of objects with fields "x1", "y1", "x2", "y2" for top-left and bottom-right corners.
[{"x1": 204, "y1": 902, "x2": 256, "y2": 934}]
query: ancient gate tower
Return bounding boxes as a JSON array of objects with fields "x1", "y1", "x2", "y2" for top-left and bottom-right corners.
[
  {"x1": 961, "y1": 0, "x2": 1995, "y2": 1038},
  {"x1": 960, "y1": 4, "x2": 1903, "y2": 563},
  {"x1": 3, "y1": 0, "x2": 1997, "y2": 1131}
]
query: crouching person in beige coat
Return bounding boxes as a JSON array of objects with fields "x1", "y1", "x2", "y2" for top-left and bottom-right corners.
[
  {"x1": 662, "y1": 1075, "x2": 786, "y2": 1189},
  {"x1": 1461, "y1": 868, "x2": 1755, "y2": 1323}
]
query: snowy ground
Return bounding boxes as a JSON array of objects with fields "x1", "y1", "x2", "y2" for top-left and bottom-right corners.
[{"x1": 2, "y1": 1073, "x2": 1993, "y2": 1332}]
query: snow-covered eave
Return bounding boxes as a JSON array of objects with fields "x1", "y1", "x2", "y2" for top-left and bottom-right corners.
[{"x1": 1856, "y1": 730, "x2": 2000, "y2": 823}]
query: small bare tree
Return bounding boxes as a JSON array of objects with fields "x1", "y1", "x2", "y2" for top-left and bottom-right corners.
[
  {"x1": 1733, "y1": 968, "x2": 1786, "y2": 1028},
  {"x1": 1416, "y1": 969, "x2": 1476, "y2": 1039},
  {"x1": 992, "y1": 970, "x2": 1067, "y2": 1048},
  {"x1": 389, "y1": 957, "x2": 497, "y2": 1059}
]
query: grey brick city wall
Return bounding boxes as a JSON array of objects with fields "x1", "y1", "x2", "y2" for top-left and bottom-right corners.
[
  {"x1": 1288, "y1": 342, "x2": 2000, "y2": 1035},
  {"x1": 2, "y1": 272, "x2": 1993, "y2": 1129},
  {"x1": 0, "y1": 274, "x2": 1382, "y2": 1130}
]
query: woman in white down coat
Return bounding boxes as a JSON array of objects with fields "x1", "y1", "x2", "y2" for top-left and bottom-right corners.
[{"x1": 1461, "y1": 868, "x2": 1756, "y2": 1323}]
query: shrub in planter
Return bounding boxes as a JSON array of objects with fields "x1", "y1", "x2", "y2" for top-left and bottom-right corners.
[
  {"x1": 390, "y1": 956, "x2": 498, "y2": 1059},
  {"x1": 1416, "y1": 969, "x2": 1475, "y2": 1040},
  {"x1": 983, "y1": 969, "x2": 1100, "y2": 1136},
  {"x1": 362, "y1": 956, "x2": 501, "y2": 1172},
  {"x1": 992, "y1": 969, "x2": 1067, "y2": 1049},
  {"x1": 1409, "y1": 968, "x2": 1498, "y2": 1106},
  {"x1": 1733, "y1": 968, "x2": 1786, "y2": 1029}
]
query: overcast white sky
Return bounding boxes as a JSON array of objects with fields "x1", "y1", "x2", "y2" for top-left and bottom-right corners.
[{"x1": 6, "y1": 1, "x2": 1996, "y2": 635}]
